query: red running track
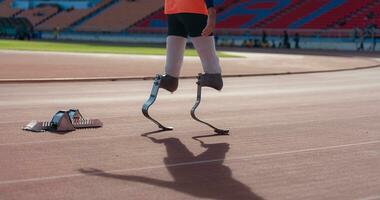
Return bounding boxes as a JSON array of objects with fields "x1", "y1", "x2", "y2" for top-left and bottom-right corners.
[{"x1": 0, "y1": 66, "x2": 380, "y2": 199}]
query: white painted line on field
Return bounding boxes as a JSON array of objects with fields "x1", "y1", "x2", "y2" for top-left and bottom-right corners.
[{"x1": 0, "y1": 140, "x2": 379, "y2": 185}]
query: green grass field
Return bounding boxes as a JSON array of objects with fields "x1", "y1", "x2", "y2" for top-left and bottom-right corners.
[{"x1": 0, "y1": 39, "x2": 233, "y2": 57}]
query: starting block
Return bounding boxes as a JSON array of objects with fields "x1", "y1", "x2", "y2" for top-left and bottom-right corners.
[{"x1": 23, "y1": 109, "x2": 103, "y2": 132}]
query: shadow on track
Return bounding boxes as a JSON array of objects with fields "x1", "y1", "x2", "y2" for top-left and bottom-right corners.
[{"x1": 79, "y1": 134, "x2": 263, "y2": 200}]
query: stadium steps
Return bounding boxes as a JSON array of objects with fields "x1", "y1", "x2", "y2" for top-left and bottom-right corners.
[
  {"x1": 35, "y1": 0, "x2": 116, "y2": 31},
  {"x1": 68, "y1": 0, "x2": 119, "y2": 30},
  {"x1": 0, "y1": 0, "x2": 22, "y2": 17},
  {"x1": 327, "y1": 0, "x2": 380, "y2": 29},
  {"x1": 254, "y1": 0, "x2": 303, "y2": 28},
  {"x1": 11, "y1": 9, "x2": 23, "y2": 17},
  {"x1": 16, "y1": 6, "x2": 60, "y2": 26},
  {"x1": 75, "y1": 0, "x2": 163, "y2": 32},
  {"x1": 35, "y1": 8, "x2": 61, "y2": 27}
]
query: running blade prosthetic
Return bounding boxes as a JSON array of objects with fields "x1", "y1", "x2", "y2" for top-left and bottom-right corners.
[
  {"x1": 142, "y1": 74, "x2": 173, "y2": 131},
  {"x1": 191, "y1": 73, "x2": 229, "y2": 135}
]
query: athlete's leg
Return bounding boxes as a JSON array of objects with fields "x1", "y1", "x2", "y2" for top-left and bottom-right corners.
[
  {"x1": 141, "y1": 15, "x2": 189, "y2": 130},
  {"x1": 160, "y1": 36, "x2": 187, "y2": 92},
  {"x1": 160, "y1": 14, "x2": 188, "y2": 92},
  {"x1": 191, "y1": 36, "x2": 221, "y2": 74},
  {"x1": 176, "y1": 14, "x2": 228, "y2": 133},
  {"x1": 191, "y1": 36, "x2": 223, "y2": 90},
  {"x1": 165, "y1": 36, "x2": 187, "y2": 78},
  {"x1": 179, "y1": 13, "x2": 223, "y2": 90}
]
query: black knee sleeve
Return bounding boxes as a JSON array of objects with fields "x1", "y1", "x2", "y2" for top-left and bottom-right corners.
[
  {"x1": 160, "y1": 74, "x2": 179, "y2": 93},
  {"x1": 198, "y1": 73, "x2": 223, "y2": 91}
]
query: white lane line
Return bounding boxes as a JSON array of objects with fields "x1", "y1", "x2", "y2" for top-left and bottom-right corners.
[
  {"x1": 221, "y1": 51, "x2": 305, "y2": 59},
  {"x1": 1, "y1": 82, "x2": 379, "y2": 107},
  {"x1": 0, "y1": 134, "x2": 138, "y2": 147},
  {"x1": 0, "y1": 140, "x2": 379, "y2": 185},
  {"x1": 358, "y1": 195, "x2": 380, "y2": 200},
  {"x1": 0, "y1": 50, "x2": 201, "y2": 60},
  {"x1": 1, "y1": 112, "x2": 378, "y2": 147}
]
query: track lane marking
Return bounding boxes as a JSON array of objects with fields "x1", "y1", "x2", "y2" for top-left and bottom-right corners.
[
  {"x1": 1, "y1": 140, "x2": 380, "y2": 185},
  {"x1": 0, "y1": 112, "x2": 378, "y2": 147},
  {"x1": 358, "y1": 195, "x2": 380, "y2": 200}
]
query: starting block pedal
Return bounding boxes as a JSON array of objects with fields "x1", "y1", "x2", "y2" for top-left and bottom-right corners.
[{"x1": 23, "y1": 109, "x2": 103, "y2": 132}]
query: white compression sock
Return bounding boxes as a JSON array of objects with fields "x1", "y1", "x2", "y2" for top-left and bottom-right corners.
[
  {"x1": 191, "y1": 36, "x2": 222, "y2": 74},
  {"x1": 165, "y1": 36, "x2": 187, "y2": 77}
]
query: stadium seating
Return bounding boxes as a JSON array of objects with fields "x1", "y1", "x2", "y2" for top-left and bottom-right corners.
[
  {"x1": 340, "y1": 1, "x2": 380, "y2": 28},
  {"x1": 36, "y1": 0, "x2": 114, "y2": 31},
  {"x1": 0, "y1": 0, "x2": 21, "y2": 17},
  {"x1": 75, "y1": 0, "x2": 163, "y2": 32},
  {"x1": 16, "y1": 5, "x2": 59, "y2": 26},
  {"x1": 135, "y1": 0, "x2": 380, "y2": 30},
  {"x1": 216, "y1": 0, "x2": 293, "y2": 28},
  {"x1": 134, "y1": 0, "x2": 236, "y2": 28},
  {"x1": 253, "y1": 0, "x2": 303, "y2": 28},
  {"x1": 214, "y1": 0, "x2": 238, "y2": 12},
  {"x1": 290, "y1": 0, "x2": 348, "y2": 28},
  {"x1": 135, "y1": 9, "x2": 166, "y2": 28},
  {"x1": 301, "y1": 0, "x2": 372, "y2": 29},
  {"x1": 1, "y1": 0, "x2": 380, "y2": 33},
  {"x1": 263, "y1": 0, "x2": 330, "y2": 29}
]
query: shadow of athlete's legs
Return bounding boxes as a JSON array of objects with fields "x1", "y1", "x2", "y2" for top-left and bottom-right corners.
[{"x1": 79, "y1": 136, "x2": 263, "y2": 200}]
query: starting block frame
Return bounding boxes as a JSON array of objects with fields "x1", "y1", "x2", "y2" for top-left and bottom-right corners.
[{"x1": 23, "y1": 109, "x2": 102, "y2": 132}]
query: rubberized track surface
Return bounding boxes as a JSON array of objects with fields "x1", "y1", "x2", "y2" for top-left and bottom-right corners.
[
  {"x1": 1, "y1": 66, "x2": 380, "y2": 199},
  {"x1": 1, "y1": 50, "x2": 380, "y2": 80}
]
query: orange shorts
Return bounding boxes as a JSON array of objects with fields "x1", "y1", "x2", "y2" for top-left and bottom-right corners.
[{"x1": 164, "y1": 0, "x2": 208, "y2": 15}]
